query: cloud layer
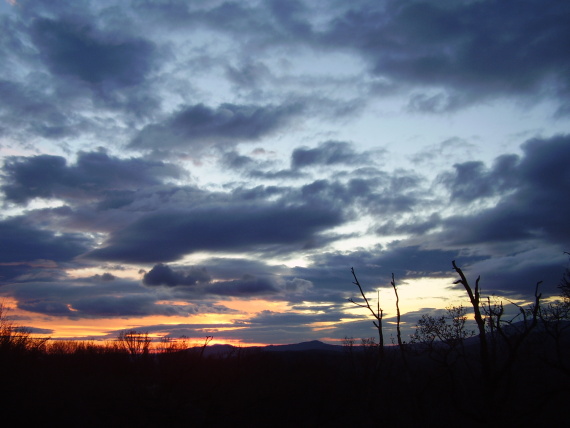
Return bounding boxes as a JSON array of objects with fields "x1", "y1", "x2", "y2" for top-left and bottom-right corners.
[{"x1": 1, "y1": 0, "x2": 568, "y2": 344}]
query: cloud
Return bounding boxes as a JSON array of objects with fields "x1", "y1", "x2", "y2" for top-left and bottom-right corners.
[
  {"x1": 198, "y1": 257, "x2": 291, "y2": 281},
  {"x1": 438, "y1": 134, "x2": 570, "y2": 246},
  {"x1": 31, "y1": 17, "x2": 156, "y2": 89},
  {"x1": 89, "y1": 273, "x2": 116, "y2": 282},
  {"x1": 8, "y1": 278, "x2": 203, "y2": 319},
  {"x1": 302, "y1": 244, "x2": 467, "y2": 292},
  {"x1": 320, "y1": 0, "x2": 570, "y2": 112},
  {"x1": 247, "y1": 309, "x2": 349, "y2": 327},
  {"x1": 0, "y1": 216, "x2": 92, "y2": 284},
  {"x1": 460, "y1": 247, "x2": 567, "y2": 296},
  {"x1": 225, "y1": 60, "x2": 271, "y2": 89},
  {"x1": 0, "y1": 0, "x2": 568, "y2": 345},
  {"x1": 0, "y1": 5, "x2": 163, "y2": 131},
  {"x1": 438, "y1": 155, "x2": 520, "y2": 202},
  {"x1": 1, "y1": 150, "x2": 182, "y2": 204},
  {"x1": 143, "y1": 263, "x2": 211, "y2": 287},
  {"x1": 0, "y1": 79, "x2": 82, "y2": 140},
  {"x1": 0, "y1": 224, "x2": 92, "y2": 286},
  {"x1": 206, "y1": 274, "x2": 279, "y2": 297},
  {"x1": 129, "y1": 102, "x2": 304, "y2": 152},
  {"x1": 142, "y1": 263, "x2": 280, "y2": 296},
  {"x1": 87, "y1": 203, "x2": 343, "y2": 263},
  {"x1": 291, "y1": 141, "x2": 372, "y2": 169}
]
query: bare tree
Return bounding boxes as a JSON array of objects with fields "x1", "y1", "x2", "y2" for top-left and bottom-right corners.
[
  {"x1": 158, "y1": 335, "x2": 190, "y2": 354},
  {"x1": 451, "y1": 260, "x2": 543, "y2": 419},
  {"x1": 198, "y1": 335, "x2": 213, "y2": 359},
  {"x1": 0, "y1": 302, "x2": 48, "y2": 354},
  {"x1": 558, "y1": 251, "x2": 570, "y2": 304},
  {"x1": 411, "y1": 305, "x2": 474, "y2": 359},
  {"x1": 390, "y1": 273, "x2": 408, "y2": 367},
  {"x1": 348, "y1": 267, "x2": 384, "y2": 360},
  {"x1": 451, "y1": 260, "x2": 491, "y2": 387},
  {"x1": 117, "y1": 330, "x2": 152, "y2": 359}
]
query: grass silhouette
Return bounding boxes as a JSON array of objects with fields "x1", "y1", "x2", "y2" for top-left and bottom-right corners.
[{"x1": 1, "y1": 260, "x2": 569, "y2": 427}]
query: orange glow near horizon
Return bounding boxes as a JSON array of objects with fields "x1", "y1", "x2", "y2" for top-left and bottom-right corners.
[
  {"x1": 1, "y1": 274, "x2": 488, "y2": 347},
  {"x1": 1, "y1": 295, "x2": 293, "y2": 345},
  {"x1": 219, "y1": 297, "x2": 291, "y2": 313}
]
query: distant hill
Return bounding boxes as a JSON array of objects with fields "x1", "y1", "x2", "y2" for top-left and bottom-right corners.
[
  {"x1": 264, "y1": 340, "x2": 344, "y2": 353},
  {"x1": 195, "y1": 320, "x2": 570, "y2": 357},
  {"x1": 191, "y1": 340, "x2": 344, "y2": 357}
]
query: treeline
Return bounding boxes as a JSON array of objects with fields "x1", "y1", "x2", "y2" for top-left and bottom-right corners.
[
  {"x1": 1, "y1": 261, "x2": 569, "y2": 427},
  {"x1": 345, "y1": 260, "x2": 570, "y2": 426}
]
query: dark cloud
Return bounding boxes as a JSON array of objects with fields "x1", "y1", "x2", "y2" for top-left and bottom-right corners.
[
  {"x1": 298, "y1": 171, "x2": 424, "y2": 216},
  {"x1": 458, "y1": 250, "x2": 567, "y2": 297},
  {"x1": 301, "y1": 244, "x2": 467, "y2": 294},
  {"x1": 1, "y1": 150, "x2": 181, "y2": 204},
  {"x1": 5, "y1": 272, "x2": 244, "y2": 321},
  {"x1": 31, "y1": 17, "x2": 156, "y2": 89},
  {"x1": 0, "y1": 0, "x2": 568, "y2": 345},
  {"x1": 143, "y1": 263, "x2": 211, "y2": 287},
  {"x1": 87, "y1": 203, "x2": 343, "y2": 263},
  {"x1": 141, "y1": 261, "x2": 305, "y2": 299},
  {"x1": 0, "y1": 216, "x2": 92, "y2": 284},
  {"x1": 157, "y1": 1, "x2": 271, "y2": 36},
  {"x1": 230, "y1": 184, "x2": 288, "y2": 202},
  {"x1": 438, "y1": 155, "x2": 520, "y2": 202},
  {"x1": 9, "y1": 279, "x2": 195, "y2": 319},
  {"x1": 291, "y1": 141, "x2": 371, "y2": 169},
  {"x1": 225, "y1": 60, "x2": 271, "y2": 89},
  {"x1": 221, "y1": 150, "x2": 302, "y2": 181},
  {"x1": 247, "y1": 309, "x2": 350, "y2": 327},
  {"x1": 198, "y1": 257, "x2": 291, "y2": 281},
  {"x1": 129, "y1": 102, "x2": 304, "y2": 152},
  {"x1": 90, "y1": 273, "x2": 116, "y2": 282},
  {"x1": 0, "y1": 5, "x2": 163, "y2": 133},
  {"x1": 367, "y1": 134, "x2": 570, "y2": 264},
  {"x1": 376, "y1": 213, "x2": 442, "y2": 236},
  {"x1": 206, "y1": 274, "x2": 279, "y2": 297},
  {"x1": 222, "y1": 151, "x2": 257, "y2": 170},
  {"x1": 438, "y1": 134, "x2": 570, "y2": 246},
  {"x1": 0, "y1": 79, "x2": 81, "y2": 140},
  {"x1": 142, "y1": 262, "x2": 281, "y2": 296},
  {"x1": 321, "y1": 0, "x2": 570, "y2": 112},
  {"x1": 0, "y1": 217, "x2": 91, "y2": 262}
]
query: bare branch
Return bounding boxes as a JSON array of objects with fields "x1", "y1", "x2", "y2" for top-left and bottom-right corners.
[{"x1": 348, "y1": 267, "x2": 384, "y2": 358}]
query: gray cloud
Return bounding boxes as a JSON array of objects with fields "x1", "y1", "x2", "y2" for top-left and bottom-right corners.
[
  {"x1": 143, "y1": 263, "x2": 211, "y2": 287},
  {"x1": 129, "y1": 102, "x2": 304, "y2": 152},
  {"x1": 0, "y1": 0, "x2": 568, "y2": 345},
  {"x1": 141, "y1": 261, "x2": 308, "y2": 299},
  {"x1": 458, "y1": 248, "x2": 567, "y2": 296},
  {"x1": 438, "y1": 134, "x2": 570, "y2": 246},
  {"x1": 87, "y1": 202, "x2": 343, "y2": 263},
  {"x1": 292, "y1": 141, "x2": 372, "y2": 169},
  {"x1": 0, "y1": 216, "x2": 93, "y2": 284},
  {"x1": 206, "y1": 274, "x2": 279, "y2": 297},
  {"x1": 320, "y1": 0, "x2": 570, "y2": 112},
  {"x1": 225, "y1": 60, "x2": 271, "y2": 90},
  {"x1": 31, "y1": 17, "x2": 156, "y2": 89},
  {"x1": 438, "y1": 155, "x2": 520, "y2": 202},
  {"x1": 8, "y1": 278, "x2": 212, "y2": 319},
  {"x1": 1, "y1": 150, "x2": 182, "y2": 204},
  {"x1": 0, "y1": 79, "x2": 83, "y2": 140},
  {"x1": 300, "y1": 244, "x2": 467, "y2": 294}
]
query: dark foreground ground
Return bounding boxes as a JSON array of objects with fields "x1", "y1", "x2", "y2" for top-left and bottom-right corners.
[{"x1": 1, "y1": 332, "x2": 569, "y2": 428}]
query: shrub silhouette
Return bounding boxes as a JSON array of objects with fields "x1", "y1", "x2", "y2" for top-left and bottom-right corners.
[
  {"x1": 0, "y1": 302, "x2": 48, "y2": 356},
  {"x1": 1, "y1": 260, "x2": 569, "y2": 427}
]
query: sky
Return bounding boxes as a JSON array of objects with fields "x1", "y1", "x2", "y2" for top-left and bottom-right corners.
[{"x1": 1, "y1": 0, "x2": 569, "y2": 346}]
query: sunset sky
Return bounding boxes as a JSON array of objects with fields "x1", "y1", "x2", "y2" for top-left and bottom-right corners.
[{"x1": 1, "y1": 0, "x2": 569, "y2": 346}]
